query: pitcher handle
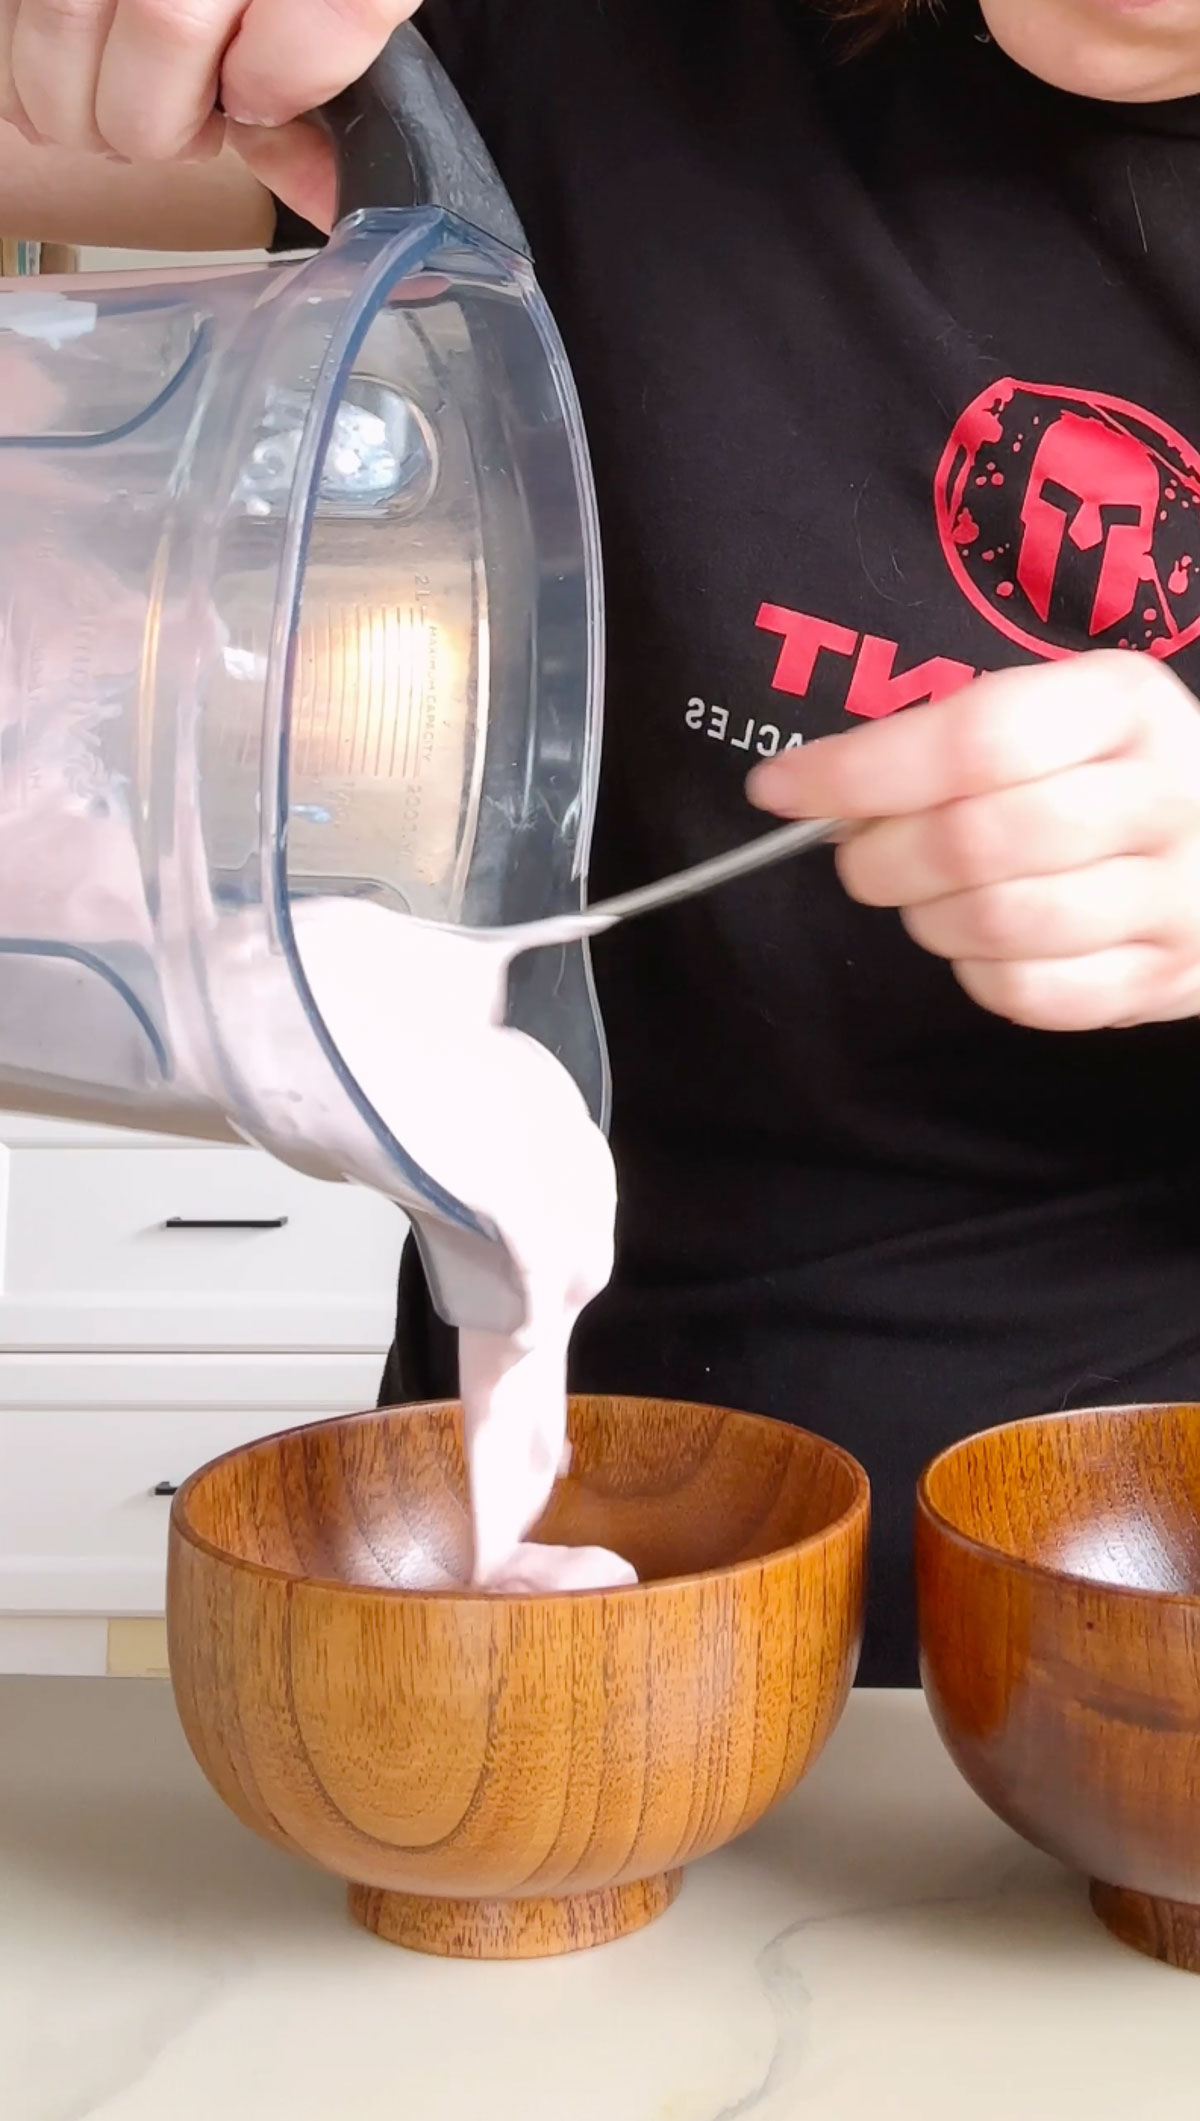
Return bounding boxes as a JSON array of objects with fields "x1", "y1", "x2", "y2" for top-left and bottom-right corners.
[{"x1": 317, "y1": 22, "x2": 529, "y2": 256}]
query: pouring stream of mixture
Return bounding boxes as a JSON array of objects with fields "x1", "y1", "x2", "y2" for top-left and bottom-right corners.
[{"x1": 204, "y1": 897, "x2": 638, "y2": 1595}]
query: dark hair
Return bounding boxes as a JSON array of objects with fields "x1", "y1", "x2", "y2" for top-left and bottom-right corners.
[{"x1": 841, "y1": 0, "x2": 921, "y2": 35}]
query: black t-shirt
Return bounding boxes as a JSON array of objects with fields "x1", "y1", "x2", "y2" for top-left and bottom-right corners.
[{"x1": 333, "y1": 0, "x2": 1200, "y2": 1681}]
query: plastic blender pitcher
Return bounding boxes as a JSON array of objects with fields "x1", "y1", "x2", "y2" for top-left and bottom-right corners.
[{"x1": 0, "y1": 28, "x2": 607, "y2": 1333}]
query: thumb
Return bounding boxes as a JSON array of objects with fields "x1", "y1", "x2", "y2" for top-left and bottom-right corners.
[
  {"x1": 220, "y1": 0, "x2": 422, "y2": 129},
  {"x1": 228, "y1": 118, "x2": 338, "y2": 235}
]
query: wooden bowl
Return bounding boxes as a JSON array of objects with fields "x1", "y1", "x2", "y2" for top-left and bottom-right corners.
[
  {"x1": 167, "y1": 1395, "x2": 868, "y2": 1960},
  {"x1": 918, "y1": 1403, "x2": 1200, "y2": 1973}
]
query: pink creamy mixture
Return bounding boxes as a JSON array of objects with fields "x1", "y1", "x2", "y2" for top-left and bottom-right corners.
[{"x1": 286, "y1": 900, "x2": 637, "y2": 1592}]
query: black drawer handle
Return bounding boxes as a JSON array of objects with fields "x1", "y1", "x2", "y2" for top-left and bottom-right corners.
[
  {"x1": 162, "y1": 1216, "x2": 290, "y2": 1231},
  {"x1": 153, "y1": 1481, "x2": 179, "y2": 1497}
]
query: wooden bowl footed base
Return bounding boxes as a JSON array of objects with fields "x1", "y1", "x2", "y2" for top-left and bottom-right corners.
[
  {"x1": 1090, "y1": 1882, "x2": 1200, "y2": 1974},
  {"x1": 168, "y1": 1397, "x2": 868, "y2": 1961},
  {"x1": 918, "y1": 1404, "x2": 1200, "y2": 1977},
  {"x1": 349, "y1": 1871, "x2": 684, "y2": 1960}
]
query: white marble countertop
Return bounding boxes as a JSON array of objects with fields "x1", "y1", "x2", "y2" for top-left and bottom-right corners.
[{"x1": 4, "y1": 1680, "x2": 1199, "y2": 2120}]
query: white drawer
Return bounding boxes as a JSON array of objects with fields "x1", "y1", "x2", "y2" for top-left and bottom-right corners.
[
  {"x1": 0, "y1": 1352, "x2": 386, "y2": 1614},
  {"x1": 0, "y1": 1139, "x2": 405, "y2": 1351},
  {"x1": 0, "y1": 1348, "x2": 384, "y2": 1411}
]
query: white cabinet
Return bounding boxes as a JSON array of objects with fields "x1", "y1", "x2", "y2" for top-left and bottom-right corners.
[
  {"x1": 0, "y1": 1115, "x2": 407, "y2": 1665},
  {"x1": 0, "y1": 1133, "x2": 403, "y2": 1350},
  {"x1": 0, "y1": 1353, "x2": 386, "y2": 1613}
]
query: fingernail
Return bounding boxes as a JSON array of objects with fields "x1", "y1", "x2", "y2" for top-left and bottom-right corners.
[
  {"x1": 225, "y1": 111, "x2": 283, "y2": 131},
  {"x1": 745, "y1": 759, "x2": 788, "y2": 807}
]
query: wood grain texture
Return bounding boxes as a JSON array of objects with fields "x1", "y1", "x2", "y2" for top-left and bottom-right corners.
[
  {"x1": 167, "y1": 1396, "x2": 868, "y2": 1959},
  {"x1": 917, "y1": 1404, "x2": 1200, "y2": 1973},
  {"x1": 348, "y1": 1872, "x2": 683, "y2": 1959}
]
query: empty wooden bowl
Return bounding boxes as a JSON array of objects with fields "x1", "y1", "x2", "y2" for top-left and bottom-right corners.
[
  {"x1": 167, "y1": 1395, "x2": 868, "y2": 1960},
  {"x1": 918, "y1": 1403, "x2": 1200, "y2": 1972}
]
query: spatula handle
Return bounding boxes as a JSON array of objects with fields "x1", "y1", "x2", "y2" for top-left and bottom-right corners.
[{"x1": 585, "y1": 816, "x2": 841, "y2": 927}]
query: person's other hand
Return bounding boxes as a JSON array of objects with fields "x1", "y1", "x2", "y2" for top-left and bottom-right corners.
[
  {"x1": 747, "y1": 653, "x2": 1200, "y2": 1032},
  {"x1": 0, "y1": 0, "x2": 420, "y2": 189}
]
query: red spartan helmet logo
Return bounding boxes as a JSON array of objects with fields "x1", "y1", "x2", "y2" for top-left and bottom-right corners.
[
  {"x1": 1018, "y1": 413, "x2": 1159, "y2": 637},
  {"x1": 934, "y1": 379, "x2": 1200, "y2": 662}
]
